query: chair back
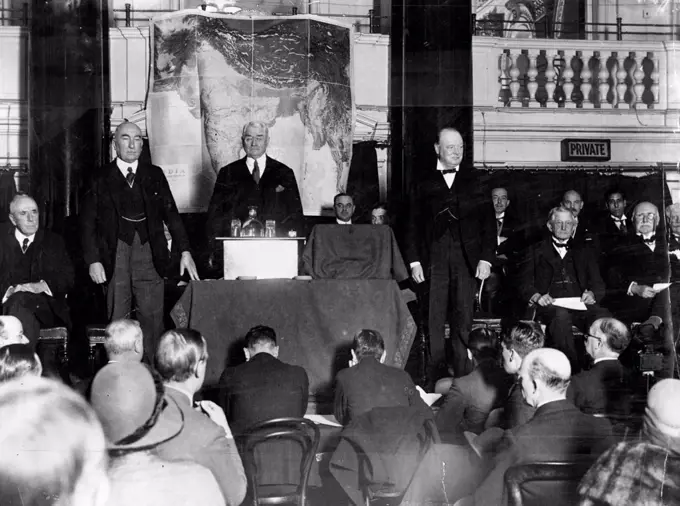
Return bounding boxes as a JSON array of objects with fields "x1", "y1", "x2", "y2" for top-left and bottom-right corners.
[
  {"x1": 242, "y1": 417, "x2": 320, "y2": 506},
  {"x1": 504, "y1": 461, "x2": 592, "y2": 506}
]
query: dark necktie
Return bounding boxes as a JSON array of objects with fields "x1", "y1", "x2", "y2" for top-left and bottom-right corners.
[
  {"x1": 126, "y1": 167, "x2": 135, "y2": 187},
  {"x1": 252, "y1": 160, "x2": 261, "y2": 184},
  {"x1": 440, "y1": 169, "x2": 457, "y2": 175},
  {"x1": 553, "y1": 240, "x2": 570, "y2": 250},
  {"x1": 497, "y1": 218, "x2": 503, "y2": 236},
  {"x1": 21, "y1": 238, "x2": 29, "y2": 253},
  {"x1": 613, "y1": 218, "x2": 627, "y2": 234},
  {"x1": 642, "y1": 236, "x2": 655, "y2": 245}
]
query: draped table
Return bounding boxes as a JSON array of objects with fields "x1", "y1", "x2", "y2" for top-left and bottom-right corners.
[{"x1": 170, "y1": 279, "x2": 416, "y2": 396}]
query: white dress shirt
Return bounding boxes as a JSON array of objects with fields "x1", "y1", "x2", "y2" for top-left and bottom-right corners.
[
  {"x1": 437, "y1": 159, "x2": 458, "y2": 188},
  {"x1": 15, "y1": 229, "x2": 36, "y2": 251},
  {"x1": 611, "y1": 215, "x2": 627, "y2": 230},
  {"x1": 336, "y1": 219, "x2": 352, "y2": 225},
  {"x1": 116, "y1": 158, "x2": 139, "y2": 179},
  {"x1": 245, "y1": 154, "x2": 267, "y2": 177}
]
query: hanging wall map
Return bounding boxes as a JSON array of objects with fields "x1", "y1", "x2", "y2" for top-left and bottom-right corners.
[{"x1": 148, "y1": 11, "x2": 354, "y2": 214}]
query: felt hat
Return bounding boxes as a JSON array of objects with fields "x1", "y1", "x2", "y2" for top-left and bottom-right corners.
[{"x1": 90, "y1": 362, "x2": 183, "y2": 452}]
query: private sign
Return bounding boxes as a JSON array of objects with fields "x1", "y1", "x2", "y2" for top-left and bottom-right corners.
[{"x1": 560, "y1": 139, "x2": 611, "y2": 162}]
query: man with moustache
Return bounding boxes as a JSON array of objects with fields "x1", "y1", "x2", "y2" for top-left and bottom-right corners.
[
  {"x1": 562, "y1": 189, "x2": 594, "y2": 246},
  {"x1": 81, "y1": 121, "x2": 199, "y2": 361},
  {"x1": 405, "y1": 127, "x2": 495, "y2": 383}
]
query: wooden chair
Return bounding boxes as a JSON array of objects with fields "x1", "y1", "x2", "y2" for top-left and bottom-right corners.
[
  {"x1": 241, "y1": 417, "x2": 320, "y2": 506},
  {"x1": 85, "y1": 325, "x2": 107, "y2": 375},
  {"x1": 37, "y1": 326, "x2": 68, "y2": 376},
  {"x1": 504, "y1": 461, "x2": 592, "y2": 506}
]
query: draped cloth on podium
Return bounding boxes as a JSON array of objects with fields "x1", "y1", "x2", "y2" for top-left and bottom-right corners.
[
  {"x1": 170, "y1": 279, "x2": 416, "y2": 396},
  {"x1": 302, "y1": 225, "x2": 408, "y2": 281}
]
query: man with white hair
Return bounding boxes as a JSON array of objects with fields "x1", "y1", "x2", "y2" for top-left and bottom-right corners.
[
  {"x1": 578, "y1": 378, "x2": 680, "y2": 505},
  {"x1": 470, "y1": 348, "x2": 613, "y2": 506},
  {"x1": 103, "y1": 318, "x2": 144, "y2": 364},
  {"x1": 206, "y1": 121, "x2": 304, "y2": 263},
  {"x1": 0, "y1": 377, "x2": 110, "y2": 506},
  {"x1": 0, "y1": 315, "x2": 28, "y2": 346}
]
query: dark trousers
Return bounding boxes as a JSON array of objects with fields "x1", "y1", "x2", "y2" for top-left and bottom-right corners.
[
  {"x1": 107, "y1": 234, "x2": 164, "y2": 361},
  {"x1": 428, "y1": 230, "x2": 475, "y2": 379},
  {"x1": 537, "y1": 304, "x2": 609, "y2": 373},
  {"x1": 3, "y1": 291, "x2": 62, "y2": 344}
]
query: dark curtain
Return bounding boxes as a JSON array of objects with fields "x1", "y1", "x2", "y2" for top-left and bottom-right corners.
[
  {"x1": 347, "y1": 141, "x2": 380, "y2": 223},
  {"x1": 0, "y1": 171, "x2": 17, "y2": 223}
]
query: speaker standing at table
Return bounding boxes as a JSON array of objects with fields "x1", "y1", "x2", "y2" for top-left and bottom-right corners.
[
  {"x1": 81, "y1": 122, "x2": 199, "y2": 361},
  {"x1": 405, "y1": 127, "x2": 495, "y2": 383},
  {"x1": 206, "y1": 121, "x2": 304, "y2": 259}
]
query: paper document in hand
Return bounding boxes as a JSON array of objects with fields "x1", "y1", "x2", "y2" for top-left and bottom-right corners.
[
  {"x1": 653, "y1": 283, "x2": 672, "y2": 291},
  {"x1": 305, "y1": 414, "x2": 342, "y2": 427},
  {"x1": 552, "y1": 297, "x2": 587, "y2": 311}
]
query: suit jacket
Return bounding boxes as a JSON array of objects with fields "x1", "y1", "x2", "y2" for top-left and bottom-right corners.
[
  {"x1": 607, "y1": 233, "x2": 670, "y2": 296},
  {"x1": 206, "y1": 156, "x2": 304, "y2": 241},
  {"x1": 80, "y1": 161, "x2": 190, "y2": 279},
  {"x1": 0, "y1": 227, "x2": 74, "y2": 323},
  {"x1": 593, "y1": 214, "x2": 634, "y2": 258},
  {"x1": 218, "y1": 352, "x2": 309, "y2": 437},
  {"x1": 435, "y1": 357, "x2": 513, "y2": 442},
  {"x1": 518, "y1": 237, "x2": 606, "y2": 304},
  {"x1": 473, "y1": 399, "x2": 613, "y2": 506},
  {"x1": 334, "y1": 356, "x2": 430, "y2": 426},
  {"x1": 567, "y1": 358, "x2": 633, "y2": 417},
  {"x1": 494, "y1": 207, "x2": 525, "y2": 262},
  {"x1": 669, "y1": 234, "x2": 680, "y2": 281},
  {"x1": 405, "y1": 166, "x2": 496, "y2": 273},
  {"x1": 502, "y1": 378, "x2": 536, "y2": 430},
  {"x1": 154, "y1": 387, "x2": 247, "y2": 506}
]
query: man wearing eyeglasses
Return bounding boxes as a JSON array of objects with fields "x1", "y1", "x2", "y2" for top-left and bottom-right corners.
[
  {"x1": 404, "y1": 127, "x2": 496, "y2": 384},
  {"x1": 518, "y1": 206, "x2": 608, "y2": 373}
]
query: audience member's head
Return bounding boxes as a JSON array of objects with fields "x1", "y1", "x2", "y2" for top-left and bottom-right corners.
[
  {"x1": 371, "y1": 203, "x2": 389, "y2": 225},
  {"x1": 243, "y1": 325, "x2": 279, "y2": 361},
  {"x1": 644, "y1": 379, "x2": 680, "y2": 442},
  {"x1": 633, "y1": 201, "x2": 659, "y2": 237},
  {"x1": 491, "y1": 187, "x2": 510, "y2": 217},
  {"x1": 9, "y1": 194, "x2": 40, "y2": 237},
  {"x1": 605, "y1": 188, "x2": 627, "y2": 218},
  {"x1": 501, "y1": 321, "x2": 545, "y2": 375},
  {"x1": 155, "y1": 328, "x2": 209, "y2": 395},
  {"x1": 0, "y1": 316, "x2": 28, "y2": 346},
  {"x1": 435, "y1": 127, "x2": 464, "y2": 169},
  {"x1": 114, "y1": 121, "x2": 143, "y2": 164},
  {"x1": 562, "y1": 190, "x2": 584, "y2": 218},
  {"x1": 519, "y1": 348, "x2": 571, "y2": 408},
  {"x1": 241, "y1": 120, "x2": 269, "y2": 159},
  {"x1": 90, "y1": 362, "x2": 183, "y2": 455},
  {"x1": 666, "y1": 203, "x2": 680, "y2": 238},
  {"x1": 547, "y1": 206, "x2": 577, "y2": 242},
  {"x1": 0, "y1": 344, "x2": 42, "y2": 382},
  {"x1": 0, "y1": 377, "x2": 109, "y2": 506},
  {"x1": 585, "y1": 317, "x2": 630, "y2": 361},
  {"x1": 104, "y1": 319, "x2": 144, "y2": 363},
  {"x1": 351, "y1": 329, "x2": 386, "y2": 364},
  {"x1": 333, "y1": 193, "x2": 355, "y2": 223},
  {"x1": 468, "y1": 327, "x2": 499, "y2": 364}
]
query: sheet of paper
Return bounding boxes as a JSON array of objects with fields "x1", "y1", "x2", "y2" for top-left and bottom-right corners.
[
  {"x1": 552, "y1": 297, "x2": 587, "y2": 311},
  {"x1": 653, "y1": 283, "x2": 672, "y2": 291},
  {"x1": 305, "y1": 414, "x2": 342, "y2": 427}
]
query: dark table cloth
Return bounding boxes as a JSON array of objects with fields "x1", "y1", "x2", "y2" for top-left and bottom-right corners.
[
  {"x1": 302, "y1": 225, "x2": 408, "y2": 281},
  {"x1": 170, "y1": 279, "x2": 416, "y2": 394}
]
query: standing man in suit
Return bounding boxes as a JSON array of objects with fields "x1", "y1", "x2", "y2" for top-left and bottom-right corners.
[
  {"x1": 562, "y1": 189, "x2": 594, "y2": 246},
  {"x1": 218, "y1": 325, "x2": 309, "y2": 437},
  {"x1": 405, "y1": 127, "x2": 495, "y2": 382},
  {"x1": 518, "y1": 206, "x2": 608, "y2": 372},
  {"x1": 206, "y1": 121, "x2": 304, "y2": 251},
  {"x1": 334, "y1": 328, "x2": 430, "y2": 426},
  {"x1": 81, "y1": 121, "x2": 199, "y2": 361},
  {"x1": 1, "y1": 194, "x2": 74, "y2": 344},
  {"x1": 595, "y1": 188, "x2": 632, "y2": 262}
]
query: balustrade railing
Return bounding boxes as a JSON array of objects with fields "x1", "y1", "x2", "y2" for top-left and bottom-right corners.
[{"x1": 483, "y1": 39, "x2": 668, "y2": 109}]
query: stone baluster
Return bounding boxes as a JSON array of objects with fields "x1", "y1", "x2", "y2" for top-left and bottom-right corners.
[
  {"x1": 632, "y1": 51, "x2": 645, "y2": 108},
  {"x1": 650, "y1": 52, "x2": 660, "y2": 106},
  {"x1": 508, "y1": 50, "x2": 521, "y2": 107},
  {"x1": 498, "y1": 50, "x2": 511, "y2": 106},
  {"x1": 526, "y1": 49, "x2": 539, "y2": 107},
  {"x1": 598, "y1": 52, "x2": 612, "y2": 109},
  {"x1": 616, "y1": 51, "x2": 629, "y2": 108},
  {"x1": 563, "y1": 51, "x2": 576, "y2": 108},
  {"x1": 581, "y1": 52, "x2": 593, "y2": 108},
  {"x1": 544, "y1": 49, "x2": 558, "y2": 108}
]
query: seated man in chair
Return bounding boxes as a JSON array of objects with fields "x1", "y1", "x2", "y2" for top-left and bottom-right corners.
[
  {"x1": 0, "y1": 194, "x2": 73, "y2": 345},
  {"x1": 518, "y1": 206, "x2": 608, "y2": 373}
]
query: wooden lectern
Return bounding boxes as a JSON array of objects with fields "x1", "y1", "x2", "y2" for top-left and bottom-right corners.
[{"x1": 218, "y1": 237, "x2": 305, "y2": 279}]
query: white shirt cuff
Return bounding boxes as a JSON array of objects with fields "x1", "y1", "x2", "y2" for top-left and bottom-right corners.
[{"x1": 627, "y1": 282, "x2": 636, "y2": 296}]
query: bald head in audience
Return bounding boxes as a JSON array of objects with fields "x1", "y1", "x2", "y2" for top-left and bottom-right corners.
[
  {"x1": 0, "y1": 316, "x2": 28, "y2": 346},
  {"x1": 646, "y1": 379, "x2": 680, "y2": 437},
  {"x1": 103, "y1": 319, "x2": 144, "y2": 363},
  {"x1": 519, "y1": 348, "x2": 571, "y2": 409}
]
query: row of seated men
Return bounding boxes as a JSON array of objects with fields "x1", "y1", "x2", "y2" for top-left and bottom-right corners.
[
  {"x1": 0, "y1": 314, "x2": 678, "y2": 506},
  {"x1": 484, "y1": 186, "x2": 679, "y2": 376}
]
